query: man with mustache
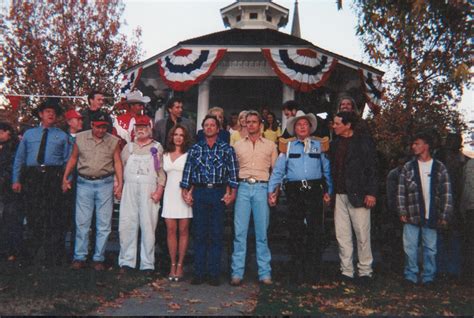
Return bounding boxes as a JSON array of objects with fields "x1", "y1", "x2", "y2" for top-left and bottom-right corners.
[{"x1": 118, "y1": 116, "x2": 165, "y2": 272}]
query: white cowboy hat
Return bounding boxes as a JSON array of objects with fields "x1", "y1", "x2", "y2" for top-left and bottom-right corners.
[
  {"x1": 125, "y1": 90, "x2": 151, "y2": 104},
  {"x1": 286, "y1": 110, "x2": 318, "y2": 136}
]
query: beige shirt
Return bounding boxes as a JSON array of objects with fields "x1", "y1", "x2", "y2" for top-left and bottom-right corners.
[
  {"x1": 121, "y1": 140, "x2": 166, "y2": 187},
  {"x1": 234, "y1": 136, "x2": 278, "y2": 181},
  {"x1": 75, "y1": 130, "x2": 119, "y2": 177}
]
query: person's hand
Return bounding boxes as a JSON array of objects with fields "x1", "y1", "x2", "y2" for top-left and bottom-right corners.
[
  {"x1": 364, "y1": 195, "x2": 376, "y2": 209},
  {"x1": 268, "y1": 192, "x2": 278, "y2": 207},
  {"x1": 221, "y1": 192, "x2": 235, "y2": 206},
  {"x1": 323, "y1": 193, "x2": 331, "y2": 205},
  {"x1": 62, "y1": 179, "x2": 72, "y2": 193},
  {"x1": 12, "y1": 183, "x2": 21, "y2": 193},
  {"x1": 151, "y1": 190, "x2": 162, "y2": 203},
  {"x1": 438, "y1": 219, "x2": 448, "y2": 228},
  {"x1": 400, "y1": 215, "x2": 407, "y2": 223},
  {"x1": 114, "y1": 183, "x2": 122, "y2": 200},
  {"x1": 182, "y1": 189, "x2": 193, "y2": 206}
]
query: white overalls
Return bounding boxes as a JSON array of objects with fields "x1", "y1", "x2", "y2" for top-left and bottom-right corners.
[{"x1": 118, "y1": 142, "x2": 160, "y2": 270}]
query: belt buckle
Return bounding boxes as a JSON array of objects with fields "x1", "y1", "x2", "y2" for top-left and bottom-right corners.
[
  {"x1": 39, "y1": 164, "x2": 47, "y2": 173},
  {"x1": 300, "y1": 179, "x2": 311, "y2": 191},
  {"x1": 248, "y1": 177, "x2": 257, "y2": 184},
  {"x1": 206, "y1": 183, "x2": 213, "y2": 189}
]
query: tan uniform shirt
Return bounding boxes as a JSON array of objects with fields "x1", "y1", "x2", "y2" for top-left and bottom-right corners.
[
  {"x1": 75, "y1": 130, "x2": 119, "y2": 177},
  {"x1": 234, "y1": 136, "x2": 278, "y2": 181},
  {"x1": 121, "y1": 140, "x2": 166, "y2": 187}
]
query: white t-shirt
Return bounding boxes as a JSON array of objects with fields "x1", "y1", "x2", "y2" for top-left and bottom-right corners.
[{"x1": 418, "y1": 159, "x2": 433, "y2": 219}]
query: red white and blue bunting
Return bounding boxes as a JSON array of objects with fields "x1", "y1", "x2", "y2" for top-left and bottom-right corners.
[
  {"x1": 158, "y1": 48, "x2": 227, "y2": 91},
  {"x1": 359, "y1": 69, "x2": 383, "y2": 114},
  {"x1": 120, "y1": 67, "x2": 143, "y2": 97},
  {"x1": 261, "y1": 48, "x2": 338, "y2": 93}
]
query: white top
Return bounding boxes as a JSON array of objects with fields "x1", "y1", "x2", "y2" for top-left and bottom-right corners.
[
  {"x1": 162, "y1": 153, "x2": 193, "y2": 219},
  {"x1": 418, "y1": 159, "x2": 433, "y2": 219}
]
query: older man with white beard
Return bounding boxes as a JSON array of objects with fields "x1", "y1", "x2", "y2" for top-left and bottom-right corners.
[{"x1": 118, "y1": 116, "x2": 166, "y2": 272}]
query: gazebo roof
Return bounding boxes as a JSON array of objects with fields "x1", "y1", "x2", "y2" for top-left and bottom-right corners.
[
  {"x1": 179, "y1": 28, "x2": 312, "y2": 46},
  {"x1": 123, "y1": 28, "x2": 383, "y2": 76}
]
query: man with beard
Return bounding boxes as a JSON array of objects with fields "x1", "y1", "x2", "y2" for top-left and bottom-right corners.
[{"x1": 118, "y1": 116, "x2": 165, "y2": 272}]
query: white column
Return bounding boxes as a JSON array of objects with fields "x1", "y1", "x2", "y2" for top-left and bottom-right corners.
[
  {"x1": 197, "y1": 79, "x2": 210, "y2": 133},
  {"x1": 281, "y1": 84, "x2": 295, "y2": 132},
  {"x1": 154, "y1": 106, "x2": 165, "y2": 123}
]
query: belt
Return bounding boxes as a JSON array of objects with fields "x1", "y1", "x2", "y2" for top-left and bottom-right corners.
[
  {"x1": 239, "y1": 178, "x2": 268, "y2": 184},
  {"x1": 27, "y1": 165, "x2": 62, "y2": 173},
  {"x1": 78, "y1": 173, "x2": 114, "y2": 181},
  {"x1": 286, "y1": 179, "x2": 322, "y2": 191},
  {"x1": 193, "y1": 183, "x2": 225, "y2": 189}
]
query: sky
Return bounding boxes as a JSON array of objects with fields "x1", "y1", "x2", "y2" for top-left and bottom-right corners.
[{"x1": 121, "y1": 0, "x2": 472, "y2": 122}]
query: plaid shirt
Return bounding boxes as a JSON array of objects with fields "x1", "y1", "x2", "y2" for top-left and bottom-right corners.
[
  {"x1": 396, "y1": 158, "x2": 453, "y2": 228},
  {"x1": 180, "y1": 139, "x2": 239, "y2": 189}
]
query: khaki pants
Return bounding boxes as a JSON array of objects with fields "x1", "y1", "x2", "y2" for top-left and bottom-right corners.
[{"x1": 334, "y1": 194, "x2": 373, "y2": 277}]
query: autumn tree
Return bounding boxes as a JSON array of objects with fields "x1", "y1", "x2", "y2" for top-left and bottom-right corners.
[
  {"x1": 353, "y1": 0, "x2": 470, "y2": 158},
  {"x1": 3, "y1": 0, "x2": 142, "y2": 119}
]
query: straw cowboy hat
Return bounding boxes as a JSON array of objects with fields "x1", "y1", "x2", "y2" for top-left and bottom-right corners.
[
  {"x1": 125, "y1": 90, "x2": 151, "y2": 104},
  {"x1": 286, "y1": 110, "x2": 318, "y2": 136}
]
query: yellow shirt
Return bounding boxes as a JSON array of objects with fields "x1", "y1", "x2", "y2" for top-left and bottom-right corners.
[
  {"x1": 263, "y1": 127, "x2": 282, "y2": 143},
  {"x1": 230, "y1": 131, "x2": 246, "y2": 146},
  {"x1": 233, "y1": 136, "x2": 278, "y2": 181}
]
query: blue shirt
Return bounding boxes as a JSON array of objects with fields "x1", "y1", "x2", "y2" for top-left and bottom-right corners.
[
  {"x1": 180, "y1": 139, "x2": 239, "y2": 189},
  {"x1": 268, "y1": 139, "x2": 333, "y2": 194},
  {"x1": 13, "y1": 126, "x2": 70, "y2": 183}
]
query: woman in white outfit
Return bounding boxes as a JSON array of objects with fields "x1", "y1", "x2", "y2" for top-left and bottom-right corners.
[
  {"x1": 118, "y1": 116, "x2": 165, "y2": 271},
  {"x1": 162, "y1": 124, "x2": 193, "y2": 281}
]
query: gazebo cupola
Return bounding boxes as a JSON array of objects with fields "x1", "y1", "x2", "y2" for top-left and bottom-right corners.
[{"x1": 220, "y1": 0, "x2": 289, "y2": 30}]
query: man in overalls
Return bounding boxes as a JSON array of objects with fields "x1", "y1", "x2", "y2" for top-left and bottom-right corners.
[{"x1": 118, "y1": 116, "x2": 166, "y2": 272}]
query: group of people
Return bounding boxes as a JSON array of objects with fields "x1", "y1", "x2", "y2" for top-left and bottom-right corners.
[{"x1": 0, "y1": 90, "x2": 472, "y2": 289}]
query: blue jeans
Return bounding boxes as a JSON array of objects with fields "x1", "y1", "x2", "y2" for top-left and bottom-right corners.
[
  {"x1": 403, "y1": 223, "x2": 437, "y2": 283},
  {"x1": 192, "y1": 187, "x2": 226, "y2": 278},
  {"x1": 73, "y1": 175, "x2": 114, "y2": 262},
  {"x1": 231, "y1": 182, "x2": 271, "y2": 280},
  {"x1": 436, "y1": 228, "x2": 461, "y2": 277}
]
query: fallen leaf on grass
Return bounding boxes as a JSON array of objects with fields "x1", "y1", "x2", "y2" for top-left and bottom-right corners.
[
  {"x1": 208, "y1": 306, "x2": 220, "y2": 311},
  {"x1": 221, "y1": 302, "x2": 232, "y2": 308},
  {"x1": 233, "y1": 300, "x2": 244, "y2": 305},
  {"x1": 187, "y1": 298, "x2": 202, "y2": 304},
  {"x1": 282, "y1": 310, "x2": 293, "y2": 315},
  {"x1": 168, "y1": 302, "x2": 181, "y2": 310},
  {"x1": 164, "y1": 294, "x2": 173, "y2": 300}
]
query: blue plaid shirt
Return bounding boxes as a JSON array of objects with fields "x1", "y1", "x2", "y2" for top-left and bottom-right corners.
[{"x1": 180, "y1": 139, "x2": 239, "y2": 189}]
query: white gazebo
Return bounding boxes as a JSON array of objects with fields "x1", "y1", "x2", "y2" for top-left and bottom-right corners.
[{"x1": 120, "y1": 0, "x2": 383, "y2": 130}]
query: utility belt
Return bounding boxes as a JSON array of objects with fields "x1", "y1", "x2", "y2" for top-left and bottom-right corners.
[
  {"x1": 78, "y1": 172, "x2": 114, "y2": 181},
  {"x1": 285, "y1": 179, "x2": 323, "y2": 192},
  {"x1": 25, "y1": 165, "x2": 62, "y2": 174}
]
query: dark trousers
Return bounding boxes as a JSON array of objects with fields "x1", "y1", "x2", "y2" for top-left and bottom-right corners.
[
  {"x1": 23, "y1": 166, "x2": 65, "y2": 265},
  {"x1": 2, "y1": 193, "x2": 25, "y2": 257},
  {"x1": 192, "y1": 187, "x2": 226, "y2": 278},
  {"x1": 285, "y1": 181, "x2": 324, "y2": 280}
]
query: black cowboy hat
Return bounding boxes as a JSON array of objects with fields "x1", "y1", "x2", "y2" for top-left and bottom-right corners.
[{"x1": 33, "y1": 97, "x2": 63, "y2": 117}]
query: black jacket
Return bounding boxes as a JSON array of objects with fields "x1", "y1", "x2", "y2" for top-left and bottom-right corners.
[{"x1": 330, "y1": 134, "x2": 378, "y2": 208}]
